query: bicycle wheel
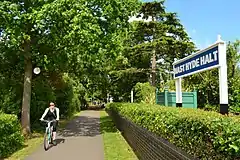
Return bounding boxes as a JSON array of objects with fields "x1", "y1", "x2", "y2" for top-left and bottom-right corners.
[{"x1": 44, "y1": 129, "x2": 51, "y2": 151}]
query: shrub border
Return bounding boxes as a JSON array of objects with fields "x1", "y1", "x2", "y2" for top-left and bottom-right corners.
[{"x1": 107, "y1": 109, "x2": 197, "y2": 160}]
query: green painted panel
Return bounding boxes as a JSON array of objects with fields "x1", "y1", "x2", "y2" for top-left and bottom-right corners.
[
  {"x1": 156, "y1": 90, "x2": 197, "y2": 109},
  {"x1": 156, "y1": 93, "x2": 165, "y2": 105},
  {"x1": 167, "y1": 92, "x2": 176, "y2": 107}
]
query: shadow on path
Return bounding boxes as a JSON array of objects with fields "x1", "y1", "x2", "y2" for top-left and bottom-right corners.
[
  {"x1": 55, "y1": 138, "x2": 65, "y2": 144},
  {"x1": 45, "y1": 138, "x2": 65, "y2": 151},
  {"x1": 58, "y1": 114, "x2": 101, "y2": 137},
  {"x1": 58, "y1": 111, "x2": 117, "y2": 138}
]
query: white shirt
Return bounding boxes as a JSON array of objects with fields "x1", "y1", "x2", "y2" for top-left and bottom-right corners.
[{"x1": 40, "y1": 107, "x2": 60, "y2": 121}]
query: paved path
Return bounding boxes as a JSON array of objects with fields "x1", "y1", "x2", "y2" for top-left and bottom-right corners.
[{"x1": 26, "y1": 111, "x2": 104, "y2": 160}]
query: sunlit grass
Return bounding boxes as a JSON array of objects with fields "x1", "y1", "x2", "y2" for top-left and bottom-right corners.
[{"x1": 100, "y1": 111, "x2": 138, "y2": 160}]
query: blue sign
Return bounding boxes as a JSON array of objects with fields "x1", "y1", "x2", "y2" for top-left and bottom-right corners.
[{"x1": 173, "y1": 46, "x2": 219, "y2": 78}]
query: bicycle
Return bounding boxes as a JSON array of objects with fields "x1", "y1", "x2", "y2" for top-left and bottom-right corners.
[{"x1": 40, "y1": 119, "x2": 56, "y2": 151}]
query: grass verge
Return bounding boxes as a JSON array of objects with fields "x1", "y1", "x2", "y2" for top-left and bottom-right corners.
[
  {"x1": 5, "y1": 112, "x2": 81, "y2": 160},
  {"x1": 100, "y1": 111, "x2": 137, "y2": 160}
]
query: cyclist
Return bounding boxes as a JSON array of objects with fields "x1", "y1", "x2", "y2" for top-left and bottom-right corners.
[{"x1": 40, "y1": 102, "x2": 60, "y2": 145}]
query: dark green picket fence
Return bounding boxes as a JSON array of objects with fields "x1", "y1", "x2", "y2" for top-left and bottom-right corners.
[{"x1": 156, "y1": 89, "x2": 197, "y2": 109}]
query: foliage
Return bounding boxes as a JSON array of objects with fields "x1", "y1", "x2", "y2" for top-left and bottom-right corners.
[
  {"x1": 0, "y1": 0, "x2": 140, "y2": 133},
  {"x1": 0, "y1": 113, "x2": 24, "y2": 158},
  {"x1": 55, "y1": 74, "x2": 81, "y2": 118},
  {"x1": 108, "y1": 0, "x2": 195, "y2": 100},
  {"x1": 227, "y1": 40, "x2": 240, "y2": 112},
  {"x1": 107, "y1": 103, "x2": 240, "y2": 159},
  {"x1": 204, "y1": 104, "x2": 219, "y2": 112},
  {"x1": 134, "y1": 82, "x2": 155, "y2": 104}
]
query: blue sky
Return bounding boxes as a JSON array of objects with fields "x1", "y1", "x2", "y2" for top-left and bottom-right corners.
[{"x1": 143, "y1": 0, "x2": 240, "y2": 49}]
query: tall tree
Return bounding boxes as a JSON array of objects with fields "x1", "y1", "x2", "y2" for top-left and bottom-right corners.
[
  {"x1": 105, "y1": 1, "x2": 194, "y2": 101},
  {"x1": 0, "y1": 0, "x2": 139, "y2": 135},
  {"x1": 111, "y1": 0, "x2": 195, "y2": 94},
  {"x1": 137, "y1": 1, "x2": 165, "y2": 86}
]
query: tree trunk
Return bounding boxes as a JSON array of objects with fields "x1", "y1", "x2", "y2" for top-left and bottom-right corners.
[
  {"x1": 152, "y1": 49, "x2": 156, "y2": 86},
  {"x1": 21, "y1": 56, "x2": 32, "y2": 135},
  {"x1": 151, "y1": 15, "x2": 156, "y2": 87}
]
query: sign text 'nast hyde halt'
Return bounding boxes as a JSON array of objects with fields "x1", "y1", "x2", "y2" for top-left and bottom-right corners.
[{"x1": 173, "y1": 46, "x2": 219, "y2": 79}]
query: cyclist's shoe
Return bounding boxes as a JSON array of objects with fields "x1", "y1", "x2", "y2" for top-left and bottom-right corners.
[{"x1": 53, "y1": 140, "x2": 57, "y2": 146}]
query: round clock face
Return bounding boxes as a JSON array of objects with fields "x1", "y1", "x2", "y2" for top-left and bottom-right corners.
[{"x1": 33, "y1": 67, "x2": 41, "y2": 75}]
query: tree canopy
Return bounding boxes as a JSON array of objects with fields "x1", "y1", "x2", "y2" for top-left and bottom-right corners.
[
  {"x1": 107, "y1": 1, "x2": 195, "y2": 101},
  {"x1": 0, "y1": 0, "x2": 139, "y2": 134}
]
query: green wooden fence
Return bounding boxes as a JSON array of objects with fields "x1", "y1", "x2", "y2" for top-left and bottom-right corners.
[{"x1": 156, "y1": 89, "x2": 197, "y2": 109}]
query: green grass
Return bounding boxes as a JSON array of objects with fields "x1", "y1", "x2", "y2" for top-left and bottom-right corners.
[
  {"x1": 100, "y1": 111, "x2": 138, "y2": 160},
  {"x1": 5, "y1": 112, "x2": 81, "y2": 160}
]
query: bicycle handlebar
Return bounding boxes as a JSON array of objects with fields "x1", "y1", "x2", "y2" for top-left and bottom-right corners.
[{"x1": 40, "y1": 119, "x2": 56, "y2": 123}]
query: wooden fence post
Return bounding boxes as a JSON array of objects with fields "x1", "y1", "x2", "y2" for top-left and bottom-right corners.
[
  {"x1": 193, "y1": 89, "x2": 198, "y2": 108},
  {"x1": 164, "y1": 89, "x2": 168, "y2": 107}
]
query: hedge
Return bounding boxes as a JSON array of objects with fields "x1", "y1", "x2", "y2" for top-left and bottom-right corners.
[
  {"x1": 107, "y1": 103, "x2": 240, "y2": 160},
  {"x1": 0, "y1": 112, "x2": 24, "y2": 158}
]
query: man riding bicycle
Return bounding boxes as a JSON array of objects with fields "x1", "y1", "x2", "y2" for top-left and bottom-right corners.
[{"x1": 40, "y1": 102, "x2": 60, "y2": 145}]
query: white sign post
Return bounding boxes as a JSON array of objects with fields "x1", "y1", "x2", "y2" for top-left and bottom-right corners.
[
  {"x1": 217, "y1": 36, "x2": 228, "y2": 114},
  {"x1": 173, "y1": 35, "x2": 228, "y2": 114},
  {"x1": 175, "y1": 78, "x2": 182, "y2": 107},
  {"x1": 131, "y1": 90, "x2": 134, "y2": 103}
]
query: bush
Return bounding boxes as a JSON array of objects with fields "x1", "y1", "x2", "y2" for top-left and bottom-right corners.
[
  {"x1": 55, "y1": 74, "x2": 81, "y2": 118},
  {"x1": 203, "y1": 104, "x2": 219, "y2": 112},
  {"x1": 0, "y1": 90, "x2": 22, "y2": 116},
  {"x1": 107, "y1": 103, "x2": 240, "y2": 159},
  {"x1": 0, "y1": 112, "x2": 24, "y2": 158},
  {"x1": 134, "y1": 82, "x2": 155, "y2": 104}
]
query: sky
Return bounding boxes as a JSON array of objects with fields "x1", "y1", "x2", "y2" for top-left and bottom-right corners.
[{"x1": 143, "y1": 0, "x2": 240, "y2": 49}]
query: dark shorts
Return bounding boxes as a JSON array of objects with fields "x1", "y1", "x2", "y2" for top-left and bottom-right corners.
[{"x1": 46, "y1": 120, "x2": 58, "y2": 132}]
